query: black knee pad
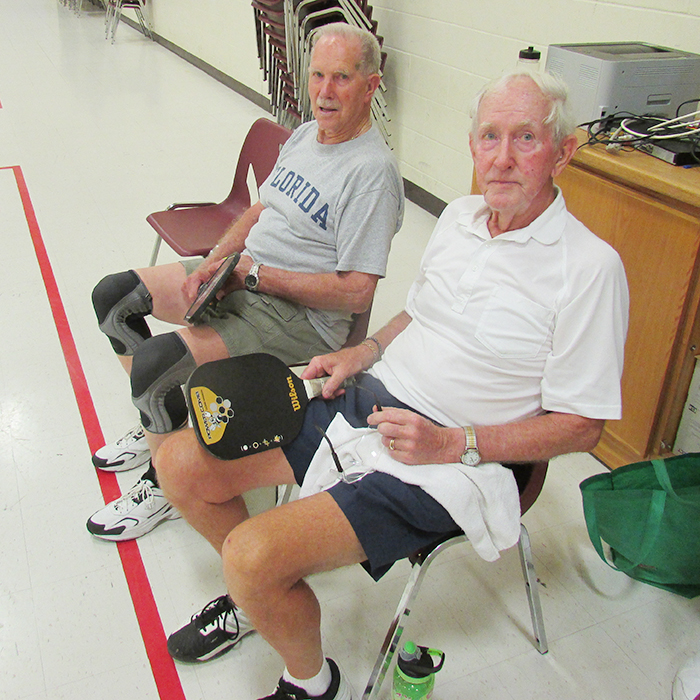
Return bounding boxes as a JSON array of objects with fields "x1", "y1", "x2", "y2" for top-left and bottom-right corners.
[
  {"x1": 92, "y1": 270, "x2": 153, "y2": 355},
  {"x1": 130, "y1": 332, "x2": 197, "y2": 434}
]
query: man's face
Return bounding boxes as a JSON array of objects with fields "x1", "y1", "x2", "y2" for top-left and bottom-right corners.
[
  {"x1": 308, "y1": 35, "x2": 379, "y2": 144},
  {"x1": 469, "y1": 76, "x2": 575, "y2": 232}
]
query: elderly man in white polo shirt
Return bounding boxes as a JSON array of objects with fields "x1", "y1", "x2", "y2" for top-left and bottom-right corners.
[{"x1": 156, "y1": 70, "x2": 629, "y2": 700}]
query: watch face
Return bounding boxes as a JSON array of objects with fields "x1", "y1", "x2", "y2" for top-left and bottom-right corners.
[
  {"x1": 462, "y1": 450, "x2": 481, "y2": 467},
  {"x1": 245, "y1": 266, "x2": 259, "y2": 290}
]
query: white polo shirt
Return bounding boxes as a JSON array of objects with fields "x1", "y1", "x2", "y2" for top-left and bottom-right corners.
[{"x1": 371, "y1": 191, "x2": 629, "y2": 428}]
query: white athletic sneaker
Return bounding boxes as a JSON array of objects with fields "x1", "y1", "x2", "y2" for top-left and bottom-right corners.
[
  {"x1": 92, "y1": 424, "x2": 151, "y2": 472},
  {"x1": 86, "y1": 465, "x2": 180, "y2": 541}
]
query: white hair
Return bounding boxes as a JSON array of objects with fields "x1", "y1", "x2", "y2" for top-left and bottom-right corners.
[
  {"x1": 470, "y1": 70, "x2": 576, "y2": 146},
  {"x1": 311, "y1": 22, "x2": 381, "y2": 76}
]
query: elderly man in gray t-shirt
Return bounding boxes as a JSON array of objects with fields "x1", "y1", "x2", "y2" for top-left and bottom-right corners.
[{"x1": 85, "y1": 22, "x2": 404, "y2": 544}]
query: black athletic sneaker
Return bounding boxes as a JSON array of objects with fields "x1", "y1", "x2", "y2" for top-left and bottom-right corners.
[
  {"x1": 260, "y1": 659, "x2": 353, "y2": 700},
  {"x1": 167, "y1": 595, "x2": 255, "y2": 663}
]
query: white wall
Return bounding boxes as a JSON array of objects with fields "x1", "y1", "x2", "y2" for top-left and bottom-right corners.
[
  {"x1": 145, "y1": 0, "x2": 700, "y2": 204},
  {"x1": 372, "y1": 0, "x2": 700, "y2": 202},
  {"x1": 149, "y1": 0, "x2": 266, "y2": 97}
]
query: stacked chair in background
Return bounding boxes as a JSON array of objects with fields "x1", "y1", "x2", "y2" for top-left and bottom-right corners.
[
  {"x1": 254, "y1": 0, "x2": 391, "y2": 142},
  {"x1": 105, "y1": 0, "x2": 152, "y2": 43},
  {"x1": 58, "y1": 0, "x2": 153, "y2": 43},
  {"x1": 59, "y1": 0, "x2": 105, "y2": 15}
]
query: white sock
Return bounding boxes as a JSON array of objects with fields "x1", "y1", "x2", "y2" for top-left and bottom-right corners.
[
  {"x1": 224, "y1": 600, "x2": 253, "y2": 635},
  {"x1": 283, "y1": 659, "x2": 332, "y2": 697}
]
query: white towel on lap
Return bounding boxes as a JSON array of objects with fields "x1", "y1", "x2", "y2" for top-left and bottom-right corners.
[{"x1": 298, "y1": 414, "x2": 521, "y2": 561}]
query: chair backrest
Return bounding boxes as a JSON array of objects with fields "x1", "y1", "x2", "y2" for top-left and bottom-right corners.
[
  {"x1": 342, "y1": 302, "x2": 373, "y2": 349},
  {"x1": 226, "y1": 118, "x2": 293, "y2": 211},
  {"x1": 512, "y1": 460, "x2": 548, "y2": 515}
]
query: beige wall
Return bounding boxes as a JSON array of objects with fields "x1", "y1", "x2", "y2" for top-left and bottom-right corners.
[
  {"x1": 149, "y1": 0, "x2": 265, "y2": 97},
  {"x1": 144, "y1": 0, "x2": 700, "y2": 204}
]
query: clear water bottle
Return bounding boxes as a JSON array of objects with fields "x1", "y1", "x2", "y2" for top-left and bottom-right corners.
[
  {"x1": 391, "y1": 641, "x2": 445, "y2": 700},
  {"x1": 518, "y1": 45, "x2": 541, "y2": 71}
]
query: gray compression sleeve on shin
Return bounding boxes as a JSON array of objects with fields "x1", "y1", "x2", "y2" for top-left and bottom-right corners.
[
  {"x1": 92, "y1": 270, "x2": 153, "y2": 355},
  {"x1": 130, "y1": 333, "x2": 197, "y2": 434}
]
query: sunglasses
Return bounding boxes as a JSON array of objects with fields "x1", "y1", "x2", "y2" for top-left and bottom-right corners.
[{"x1": 313, "y1": 384, "x2": 385, "y2": 484}]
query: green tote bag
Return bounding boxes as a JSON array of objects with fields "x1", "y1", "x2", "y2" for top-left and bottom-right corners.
[{"x1": 580, "y1": 454, "x2": 700, "y2": 598}]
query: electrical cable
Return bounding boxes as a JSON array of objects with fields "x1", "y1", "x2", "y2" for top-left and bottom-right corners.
[{"x1": 578, "y1": 100, "x2": 700, "y2": 164}]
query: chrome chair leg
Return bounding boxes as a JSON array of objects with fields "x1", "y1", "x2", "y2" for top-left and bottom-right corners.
[
  {"x1": 363, "y1": 526, "x2": 549, "y2": 699},
  {"x1": 276, "y1": 483, "x2": 296, "y2": 507},
  {"x1": 133, "y1": 3, "x2": 153, "y2": 40},
  {"x1": 149, "y1": 236, "x2": 162, "y2": 267},
  {"x1": 362, "y1": 537, "x2": 466, "y2": 700},
  {"x1": 518, "y1": 523, "x2": 548, "y2": 654}
]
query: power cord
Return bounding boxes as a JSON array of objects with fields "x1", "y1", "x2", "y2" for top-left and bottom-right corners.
[{"x1": 578, "y1": 101, "x2": 700, "y2": 165}]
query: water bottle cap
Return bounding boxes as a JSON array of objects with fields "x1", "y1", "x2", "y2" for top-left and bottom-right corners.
[
  {"x1": 397, "y1": 644, "x2": 435, "y2": 678},
  {"x1": 398, "y1": 641, "x2": 419, "y2": 663},
  {"x1": 519, "y1": 46, "x2": 541, "y2": 61}
]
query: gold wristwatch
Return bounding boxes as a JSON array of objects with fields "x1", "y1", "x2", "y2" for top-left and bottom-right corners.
[{"x1": 460, "y1": 425, "x2": 481, "y2": 466}]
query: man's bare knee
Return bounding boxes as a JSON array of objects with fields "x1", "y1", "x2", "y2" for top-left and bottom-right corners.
[
  {"x1": 222, "y1": 518, "x2": 287, "y2": 601},
  {"x1": 223, "y1": 521, "x2": 270, "y2": 577},
  {"x1": 223, "y1": 494, "x2": 367, "y2": 600},
  {"x1": 156, "y1": 429, "x2": 233, "y2": 508}
]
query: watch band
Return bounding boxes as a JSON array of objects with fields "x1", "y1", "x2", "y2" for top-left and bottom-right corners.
[{"x1": 463, "y1": 425, "x2": 477, "y2": 451}]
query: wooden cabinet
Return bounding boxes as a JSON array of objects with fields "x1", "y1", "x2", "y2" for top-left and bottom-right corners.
[{"x1": 555, "y1": 135, "x2": 700, "y2": 467}]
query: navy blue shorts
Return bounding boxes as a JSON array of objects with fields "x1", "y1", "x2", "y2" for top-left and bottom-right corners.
[{"x1": 282, "y1": 374, "x2": 460, "y2": 580}]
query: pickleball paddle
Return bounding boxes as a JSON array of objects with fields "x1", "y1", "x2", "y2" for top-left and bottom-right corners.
[{"x1": 186, "y1": 352, "x2": 346, "y2": 460}]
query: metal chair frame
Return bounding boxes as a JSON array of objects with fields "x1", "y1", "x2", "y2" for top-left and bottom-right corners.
[
  {"x1": 361, "y1": 460, "x2": 549, "y2": 699},
  {"x1": 362, "y1": 522, "x2": 548, "y2": 699}
]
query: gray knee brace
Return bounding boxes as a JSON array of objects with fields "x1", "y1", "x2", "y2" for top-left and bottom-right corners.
[
  {"x1": 92, "y1": 270, "x2": 153, "y2": 355},
  {"x1": 130, "y1": 333, "x2": 197, "y2": 434}
]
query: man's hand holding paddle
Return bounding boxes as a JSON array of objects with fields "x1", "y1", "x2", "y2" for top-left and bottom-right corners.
[{"x1": 301, "y1": 344, "x2": 376, "y2": 399}]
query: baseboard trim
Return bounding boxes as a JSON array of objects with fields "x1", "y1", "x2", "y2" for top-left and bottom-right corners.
[{"x1": 402, "y1": 179, "x2": 447, "y2": 218}]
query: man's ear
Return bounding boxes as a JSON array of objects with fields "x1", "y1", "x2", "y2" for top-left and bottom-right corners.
[
  {"x1": 552, "y1": 133, "x2": 578, "y2": 177},
  {"x1": 365, "y1": 73, "x2": 381, "y2": 101}
]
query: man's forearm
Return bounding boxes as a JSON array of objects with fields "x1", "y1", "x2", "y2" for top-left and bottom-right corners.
[
  {"x1": 371, "y1": 311, "x2": 412, "y2": 355},
  {"x1": 474, "y1": 412, "x2": 605, "y2": 464},
  {"x1": 255, "y1": 266, "x2": 379, "y2": 314},
  {"x1": 207, "y1": 201, "x2": 265, "y2": 263},
  {"x1": 433, "y1": 412, "x2": 604, "y2": 466},
  {"x1": 352, "y1": 310, "x2": 412, "y2": 372}
]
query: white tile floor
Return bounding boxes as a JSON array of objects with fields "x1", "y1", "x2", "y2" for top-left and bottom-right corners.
[{"x1": 1, "y1": 2, "x2": 699, "y2": 699}]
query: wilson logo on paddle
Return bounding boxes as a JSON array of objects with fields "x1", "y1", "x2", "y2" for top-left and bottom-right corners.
[{"x1": 287, "y1": 374, "x2": 302, "y2": 411}]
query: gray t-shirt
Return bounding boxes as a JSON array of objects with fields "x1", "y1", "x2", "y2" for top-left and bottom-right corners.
[{"x1": 244, "y1": 120, "x2": 404, "y2": 348}]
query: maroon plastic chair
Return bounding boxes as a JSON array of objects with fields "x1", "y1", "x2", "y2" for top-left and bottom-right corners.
[{"x1": 147, "y1": 118, "x2": 293, "y2": 265}]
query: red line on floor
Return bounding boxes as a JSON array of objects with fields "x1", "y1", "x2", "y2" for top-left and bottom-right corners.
[{"x1": 6, "y1": 164, "x2": 187, "y2": 700}]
